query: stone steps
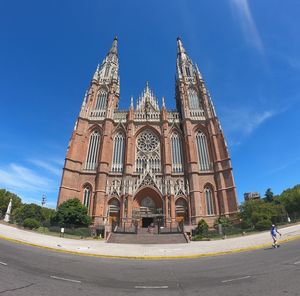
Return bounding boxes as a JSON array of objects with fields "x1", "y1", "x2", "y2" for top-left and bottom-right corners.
[{"x1": 107, "y1": 232, "x2": 188, "y2": 244}]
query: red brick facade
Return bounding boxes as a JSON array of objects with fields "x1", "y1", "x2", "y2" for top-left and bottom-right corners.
[{"x1": 57, "y1": 37, "x2": 238, "y2": 229}]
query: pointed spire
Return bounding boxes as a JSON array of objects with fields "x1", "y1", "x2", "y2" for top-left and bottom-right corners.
[
  {"x1": 92, "y1": 64, "x2": 99, "y2": 81},
  {"x1": 95, "y1": 37, "x2": 119, "y2": 83},
  {"x1": 177, "y1": 37, "x2": 189, "y2": 63},
  {"x1": 145, "y1": 81, "x2": 150, "y2": 93},
  {"x1": 130, "y1": 96, "x2": 134, "y2": 108},
  {"x1": 177, "y1": 37, "x2": 186, "y2": 55},
  {"x1": 81, "y1": 90, "x2": 88, "y2": 108},
  {"x1": 109, "y1": 36, "x2": 118, "y2": 55},
  {"x1": 162, "y1": 97, "x2": 165, "y2": 108},
  {"x1": 195, "y1": 63, "x2": 203, "y2": 79},
  {"x1": 176, "y1": 37, "x2": 192, "y2": 78}
]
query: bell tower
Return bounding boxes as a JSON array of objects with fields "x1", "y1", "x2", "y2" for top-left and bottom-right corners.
[
  {"x1": 80, "y1": 37, "x2": 120, "y2": 120},
  {"x1": 175, "y1": 37, "x2": 238, "y2": 220}
]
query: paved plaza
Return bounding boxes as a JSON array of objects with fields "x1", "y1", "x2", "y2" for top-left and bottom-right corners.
[{"x1": 0, "y1": 223, "x2": 300, "y2": 259}]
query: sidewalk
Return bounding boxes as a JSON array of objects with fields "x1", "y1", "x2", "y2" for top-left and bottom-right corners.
[{"x1": 0, "y1": 223, "x2": 300, "y2": 259}]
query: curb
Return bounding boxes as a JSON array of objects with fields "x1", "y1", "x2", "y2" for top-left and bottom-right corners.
[{"x1": 1, "y1": 234, "x2": 300, "y2": 260}]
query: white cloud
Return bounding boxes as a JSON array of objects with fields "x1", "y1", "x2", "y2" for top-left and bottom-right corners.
[
  {"x1": 266, "y1": 157, "x2": 300, "y2": 175},
  {"x1": 220, "y1": 107, "x2": 276, "y2": 147},
  {"x1": 230, "y1": 0, "x2": 264, "y2": 53},
  {"x1": 0, "y1": 163, "x2": 55, "y2": 193},
  {"x1": 29, "y1": 159, "x2": 62, "y2": 176}
]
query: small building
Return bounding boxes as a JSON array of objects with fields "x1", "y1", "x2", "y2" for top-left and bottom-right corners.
[{"x1": 244, "y1": 192, "x2": 261, "y2": 201}]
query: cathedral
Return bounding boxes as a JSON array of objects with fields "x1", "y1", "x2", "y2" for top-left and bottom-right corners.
[{"x1": 57, "y1": 37, "x2": 238, "y2": 231}]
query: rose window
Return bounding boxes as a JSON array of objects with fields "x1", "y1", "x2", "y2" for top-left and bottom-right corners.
[{"x1": 137, "y1": 131, "x2": 159, "y2": 152}]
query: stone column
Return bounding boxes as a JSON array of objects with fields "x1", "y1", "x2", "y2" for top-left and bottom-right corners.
[
  {"x1": 188, "y1": 196, "x2": 192, "y2": 225},
  {"x1": 170, "y1": 195, "x2": 176, "y2": 227},
  {"x1": 164, "y1": 195, "x2": 169, "y2": 226},
  {"x1": 127, "y1": 195, "x2": 133, "y2": 224}
]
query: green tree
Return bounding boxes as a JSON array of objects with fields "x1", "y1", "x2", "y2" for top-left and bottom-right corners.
[
  {"x1": 40, "y1": 207, "x2": 56, "y2": 226},
  {"x1": 264, "y1": 188, "x2": 274, "y2": 203},
  {"x1": 0, "y1": 189, "x2": 22, "y2": 219},
  {"x1": 12, "y1": 203, "x2": 43, "y2": 225},
  {"x1": 53, "y1": 198, "x2": 92, "y2": 227},
  {"x1": 279, "y1": 184, "x2": 300, "y2": 217},
  {"x1": 196, "y1": 219, "x2": 208, "y2": 236},
  {"x1": 239, "y1": 199, "x2": 285, "y2": 230}
]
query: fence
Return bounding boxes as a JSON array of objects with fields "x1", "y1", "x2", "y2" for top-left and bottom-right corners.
[
  {"x1": 111, "y1": 220, "x2": 184, "y2": 235},
  {"x1": 48, "y1": 226, "x2": 92, "y2": 238}
]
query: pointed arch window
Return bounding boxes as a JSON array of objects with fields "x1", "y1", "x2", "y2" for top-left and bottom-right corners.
[
  {"x1": 205, "y1": 188, "x2": 214, "y2": 215},
  {"x1": 171, "y1": 132, "x2": 184, "y2": 173},
  {"x1": 188, "y1": 89, "x2": 200, "y2": 109},
  {"x1": 185, "y1": 66, "x2": 191, "y2": 77},
  {"x1": 95, "y1": 90, "x2": 107, "y2": 110},
  {"x1": 112, "y1": 132, "x2": 125, "y2": 173},
  {"x1": 104, "y1": 65, "x2": 110, "y2": 77},
  {"x1": 83, "y1": 186, "x2": 91, "y2": 210},
  {"x1": 84, "y1": 131, "x2": 100, "y2": 170},
  {"x1": 196, "y1": 131, "x2": 210, "y2": 171}
]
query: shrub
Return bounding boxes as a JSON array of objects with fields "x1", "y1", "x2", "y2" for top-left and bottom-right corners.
[
  {"x1": 23, "y1": 218, "x2": 40, "y2": 229},
  {"x1": 214, "y1": 216, "x2": 233, "y2": 229},
  {"x1": 196, "y1": 219, "x2": 208, "y2": 236},
  {"x1": 255, "y1": 219, "x2": 271, "y2": 231}
]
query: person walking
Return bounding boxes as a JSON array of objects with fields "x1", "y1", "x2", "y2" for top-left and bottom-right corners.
[{"x1": 271, "y1": 224, "x2": 281, "y2": 248}]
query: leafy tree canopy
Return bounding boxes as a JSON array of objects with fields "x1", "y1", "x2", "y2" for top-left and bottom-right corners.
[
  {"x1": 12, "y1": 203, "x2": 55, "y2": 226},
  {"x1": 264, "y1": 188, "x2": 274, "y2": 203},
  {"x1": 239, "y1": 199, "x2": 286, "y2": 229},
  {"x1": 279, "y1": 184, "x2": 300, "y2": 215},
  {"x1": 53, "y1": 198, "x2": 92, "y2": 227}
]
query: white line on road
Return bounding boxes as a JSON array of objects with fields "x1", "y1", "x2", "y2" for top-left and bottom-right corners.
[
  {"x1": 50, "y1": 276, "x2": 81, "y2": 283},
  {"x1": 134, "y1": 286, "x2": 169, "y2": 289},
  {"x1": 0, "y1": 261, "x2": 8, "y2": 266},
  {"x1": 222, "y1": 276, "x2": 251, "y2": 283},
  {"x1": 294, "y1": 261, "x2": 300, "y2": 265}
]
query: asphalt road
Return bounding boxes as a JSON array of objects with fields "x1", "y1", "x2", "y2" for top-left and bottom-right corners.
[{"x1": 0, "y1": 238, "x2": 299, "y2": 296}]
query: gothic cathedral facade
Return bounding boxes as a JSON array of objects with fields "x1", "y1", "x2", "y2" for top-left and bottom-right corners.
[{"x1": 57, "y1": 37, "x2": 238, "y2": 229}]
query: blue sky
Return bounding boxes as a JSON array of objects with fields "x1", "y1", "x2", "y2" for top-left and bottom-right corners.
[{"x1": 0, "y1": 0, "x2": 299, "y2": 208}]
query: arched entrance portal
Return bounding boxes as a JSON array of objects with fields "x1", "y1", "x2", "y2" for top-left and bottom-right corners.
[
  {"x1": 175, "y1": 198, "x2": 189, "y2": 224},
  {"x1": 108, "y1": 198, "x2": 120, "y2": 225},
  {"x1": 133, "y1": 187, "x2": 163, "y2": 228}
]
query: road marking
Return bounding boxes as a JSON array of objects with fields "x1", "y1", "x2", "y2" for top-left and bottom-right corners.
[
  {"x1": 0, "y1": 261, "x2": 8, "y2": 266},
  {"x1": 222, "y1": 276, "x2": 251, "y2": 283},
  {"x1": 294, "y1": 261, "x2": 300, "y2": 265},
  {"x1": 50, "y1": 276, "x2": 81, "y2": 283},
  {"x1": 134, "y1": 286, "x2": 169, "y2": 289}
]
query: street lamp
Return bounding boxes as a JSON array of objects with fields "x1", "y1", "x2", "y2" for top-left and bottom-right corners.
[{"x1": 41, "y1": 195, "x2": 47, "y2": 207}]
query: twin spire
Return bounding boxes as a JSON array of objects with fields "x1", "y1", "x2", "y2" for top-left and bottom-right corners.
[
  {"x1": 105, "y1": 36, "x2": 187, "y2": 59},
  {"x1": 91, "y1": 37, "x2": 201, "y2": 109}
]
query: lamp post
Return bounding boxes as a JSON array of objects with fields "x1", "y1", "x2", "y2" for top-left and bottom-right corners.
[{"x1": 41, "y1": 195, "x2": 47, "y2": 207}]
